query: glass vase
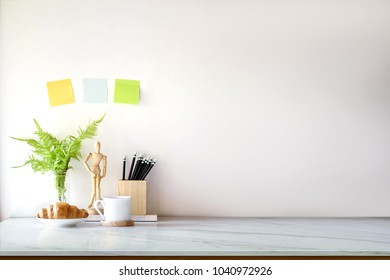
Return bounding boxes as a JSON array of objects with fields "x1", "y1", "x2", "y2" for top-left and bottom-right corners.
[{"x1": 52, "y1": 171, "x2": 70, "y2": 203}]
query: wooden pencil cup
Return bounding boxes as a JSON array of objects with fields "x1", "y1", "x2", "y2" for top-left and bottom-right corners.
[{"x1": 118, "y1": 180, "x2": 147, "y2": 215}]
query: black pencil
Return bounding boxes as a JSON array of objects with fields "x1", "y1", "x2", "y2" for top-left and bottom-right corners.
[
  {"x1": 139, "y1": 156, "x2": 151, "y2": 180},
  {"x1": 135, "y1": 157, "x2": 148, "y2": 180},
  {"x1": 142, "y1": 158, "x2": 157, "y2": 180},
  {"x1": 127, "y1": 152, "x2": 137, "y2": 180},
  {"x1": 122, "y1": 156, "x2": 126, "y2": 180},
  {"x1": 131, "y1": 155, "x2": 143, "y2": 180}
]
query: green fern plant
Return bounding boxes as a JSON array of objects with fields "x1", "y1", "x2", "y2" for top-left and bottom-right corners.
[{"x1": 11, "y1": 114, "x2": 105, "y2": 201}]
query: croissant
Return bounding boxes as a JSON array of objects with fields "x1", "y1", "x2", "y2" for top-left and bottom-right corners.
[{"x1": 36, "y1": 202, "x2": 89, "y2": 219}]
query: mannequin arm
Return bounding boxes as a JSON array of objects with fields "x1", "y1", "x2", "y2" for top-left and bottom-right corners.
[
  {"x1": 83, "y1": 153, "x2": 95, "y2": 176},
  {"x1": 101, "y1": 156, "x2": 107, "y2": 178}
]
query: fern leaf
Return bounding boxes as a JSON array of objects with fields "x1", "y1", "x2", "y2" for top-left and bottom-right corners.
[
  {"x1": 12, "y1": 159, "x2": 33, "y2": 168},
  {"x1": 35, "y1": 130, "x2": 59, "y2": 148},
  {"x1": 10, "y1": 137, "x2": 40, "y2": 149},
  {"x1": 33, "y1": 119, "x2": 43, "y2": 134},
  {"x1": 78, "y1": 114, "x2": 105, "y2": 141},
  {"x1": 33, "y1": 119, "x2": 60, "y2": 150}
]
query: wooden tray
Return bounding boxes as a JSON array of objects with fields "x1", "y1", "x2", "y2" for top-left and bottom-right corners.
[{"x1": 100, "y1": 220, "x2": 134, "y2": 227}]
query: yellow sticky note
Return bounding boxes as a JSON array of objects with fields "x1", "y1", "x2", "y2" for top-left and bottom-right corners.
[{"x1": 47, "y1": 79, "x2": 75, "y2": 106}]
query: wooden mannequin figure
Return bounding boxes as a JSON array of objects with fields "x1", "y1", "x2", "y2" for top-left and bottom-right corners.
[{"x1": 83, "y1": 141, "x2": 107, "y2": 210}]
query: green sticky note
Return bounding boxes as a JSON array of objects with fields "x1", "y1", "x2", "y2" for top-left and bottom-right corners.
[{"x1": 114, "y1": 79, "x2": 140, "y2": 104}]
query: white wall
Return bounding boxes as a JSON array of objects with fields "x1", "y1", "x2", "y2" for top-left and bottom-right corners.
[{"x1": 1, "y1": 0, "x2": 390, "y2": 220}]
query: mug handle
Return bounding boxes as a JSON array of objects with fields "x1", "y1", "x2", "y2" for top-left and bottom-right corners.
[{"x1": 93, "y1": 199, "x2": 105, "y2": 221}]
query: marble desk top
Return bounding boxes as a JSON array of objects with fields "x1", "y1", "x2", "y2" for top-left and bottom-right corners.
[{"x1": 0, "y1": 217, "x2": 389, "y2": 256}]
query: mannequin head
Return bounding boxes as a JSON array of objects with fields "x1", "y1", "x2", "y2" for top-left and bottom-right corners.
[{"x1": 94, "y1": 141, "x2": 101, "y2": 153}]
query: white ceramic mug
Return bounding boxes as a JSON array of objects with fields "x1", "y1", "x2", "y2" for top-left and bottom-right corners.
[{"x1": 93, "y1": 196, "x2": 131, "y2": 222}]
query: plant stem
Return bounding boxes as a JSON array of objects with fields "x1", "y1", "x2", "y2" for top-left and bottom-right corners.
[{"x1": 54, "y1": 171, "x2": 67, "y2": 202}]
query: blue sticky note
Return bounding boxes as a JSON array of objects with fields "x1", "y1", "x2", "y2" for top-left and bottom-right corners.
[{"x1": 83, "y1": 78, "x2": 108, "y2": 103}]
